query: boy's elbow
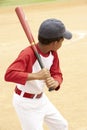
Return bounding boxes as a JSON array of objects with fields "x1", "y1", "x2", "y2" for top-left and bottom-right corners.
[
  {"x1": 4, "y1": 72, "x2": 10, "y2": 82},
  {"x1": 4, "y1": 69, "x2": 13, "y2": 82}
]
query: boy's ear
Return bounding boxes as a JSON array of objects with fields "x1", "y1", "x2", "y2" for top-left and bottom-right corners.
[
  {"x1": 50, "y1": 41, "x2": 56, "y2": 47},
  {"x1": 51, "y1": 41, "x2": 56, "y2": 46},
  {"x1": 55, "y1": 41, "x2": 58, "y2": 44},
  {"x1": 53, "y1": 41, "x2": 58, "y2": 45}
]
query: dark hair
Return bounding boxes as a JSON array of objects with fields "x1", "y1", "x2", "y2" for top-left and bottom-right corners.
[{"x1": 38, "y1": 35, "x2": 63, "y2": 45}]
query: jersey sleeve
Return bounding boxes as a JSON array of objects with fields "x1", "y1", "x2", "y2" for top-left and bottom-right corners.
[
  {"x1": 4, "y1": 47, "x2": 34, "y2": 85},
  {"x1": 50, "y1": 51, "x2": 63, "y2": 90}
]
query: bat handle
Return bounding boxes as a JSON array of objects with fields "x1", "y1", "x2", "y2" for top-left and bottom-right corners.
[
  {"x1": 36, "y1": 53, "x2": 54, "y2": 91},
  {"x1": 49, "y1": 87, "x2": 55, "y2": 91},
  {"x1": 32, "y1": 45, "x2": 44, "y2": 69},
  {"x1": 32, "y1": 46, "x2": 54, "y2": 91}
]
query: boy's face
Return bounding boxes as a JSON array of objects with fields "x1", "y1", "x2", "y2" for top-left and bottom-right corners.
[{"x1": 51, "y1": 38, "x2": 64, "y2": 51}]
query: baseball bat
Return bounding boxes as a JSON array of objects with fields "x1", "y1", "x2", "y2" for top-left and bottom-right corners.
[{"x1": 15, "y1": 7, "x2": 54, "y2": 91}]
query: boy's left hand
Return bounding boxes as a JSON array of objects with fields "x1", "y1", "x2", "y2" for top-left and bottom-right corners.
[{"x1": 45, "y1": 77, "x2": 59, "y2": 90}]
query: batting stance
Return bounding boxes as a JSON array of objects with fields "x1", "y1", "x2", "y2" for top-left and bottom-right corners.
[{"x1": 4, "y1": 18, "x2": 72, "y2": 130}]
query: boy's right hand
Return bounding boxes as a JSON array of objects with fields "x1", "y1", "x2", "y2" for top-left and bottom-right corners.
[
  {"x1": 37, "y1": 68, "x2": 51, "y2": 80},
  {"x1": 27, "y1": 68, "x2": 50, "y2": 81}
]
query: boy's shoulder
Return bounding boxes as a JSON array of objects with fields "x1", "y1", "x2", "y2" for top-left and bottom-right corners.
[
  {"x1": 18, "y1": 45, "x2": 36, "y2": 60},
  {"x1": 21, "y1": 45, "x2": 34, "y2": 55}
]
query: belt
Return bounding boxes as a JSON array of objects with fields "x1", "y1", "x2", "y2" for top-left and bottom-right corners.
[{"x1": 15, "y1": 86, "x2": 43, "y2": 99}]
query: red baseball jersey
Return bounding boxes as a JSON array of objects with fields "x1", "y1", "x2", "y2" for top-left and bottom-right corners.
[{"x1": 5, "y1": 44, "x2": 63, "y2": 93}]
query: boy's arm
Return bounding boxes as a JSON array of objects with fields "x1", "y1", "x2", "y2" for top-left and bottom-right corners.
[
  {"x1": 4, "y1": 50, "x2": 30, "y2": 85},
  {"x1": 50, "y1": 51, "x2": 63, "y2": 91}
]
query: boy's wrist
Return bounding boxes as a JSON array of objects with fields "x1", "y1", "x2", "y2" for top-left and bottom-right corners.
[{"x1": 27, "y1": 73, "x2": 38, "y2": 81}]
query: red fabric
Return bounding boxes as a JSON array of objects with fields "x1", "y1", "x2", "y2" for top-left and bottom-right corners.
[
  {"x1": 4, "y1": 46, "x2": 35, "y2": 85},
  {"x1": 15, "y1": 86, "x2": 43, "y2": 98},
  {"x1": 50, "y1": 51, "x2": 63, "y2": 84}
]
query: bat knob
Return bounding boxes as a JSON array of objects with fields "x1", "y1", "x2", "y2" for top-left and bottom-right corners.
[{"x1": 49, "y1": 87, "x2": 54, "y2": 91}]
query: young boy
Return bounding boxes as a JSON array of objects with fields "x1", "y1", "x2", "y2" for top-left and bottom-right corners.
[{"x1": 5, "y1": 18, "x2": 72, "y2": 130}]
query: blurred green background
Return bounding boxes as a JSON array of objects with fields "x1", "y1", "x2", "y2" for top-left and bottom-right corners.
[{"x1": 0, "y1": 0, "x2": 70, "y2": 6}]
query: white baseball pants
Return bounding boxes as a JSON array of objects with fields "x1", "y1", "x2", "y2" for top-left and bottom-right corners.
[{"x1": 13, "y1": 93, "x2": 68, "y2": 130}]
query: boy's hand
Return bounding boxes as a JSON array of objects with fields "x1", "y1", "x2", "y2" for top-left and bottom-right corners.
[
  {"x1": 27, "y1": 68, "x2": 50, "y2": 81},
  {"x1": 36, "y1": 68, "x2": 51, "y2": 80},
  {"x1": 28, "y1": 68, "x2": 58, "y2": 91},
  {"x1": 45, "y1": 77, "x2": 59, "y2": 90}
]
